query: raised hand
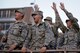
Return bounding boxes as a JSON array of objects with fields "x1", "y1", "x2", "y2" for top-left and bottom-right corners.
[
  {"x1": 21, "y1": 47, "x2": 27, "y2": 53},
  {"x1": 60, "y1": 2, "x2": 65, "y2": 10},
  {"x1": 51, "y1": 2, "x2": 57, "y2": 11},
  {"x1": 8, "y1": 44, "x2": 16, "y2": 51},
  {"x1": 40, "y1": 47, "x2": 46, "y2": 53}
]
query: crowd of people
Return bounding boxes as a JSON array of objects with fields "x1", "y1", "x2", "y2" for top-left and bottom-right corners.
[{"x1": 0, "y1": 2, "x2": 80, "y2": 53}]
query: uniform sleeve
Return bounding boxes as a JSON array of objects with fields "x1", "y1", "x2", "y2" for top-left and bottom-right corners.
[
  {"x1": 15, "y1": 25, "x2": 28, "y2": 46},
  {"x1": 77, "y1": 29, "x2": 80, "y2": 48},
  {"x1": 43, "y1": 23, "x2": 55, "y2": 47},
  {"x1": 63, "y1": 33, "x2": 68, "y2": 45},
  {"x1": 53, "y1": 10, "x2": 60, "y2": 37},
  {"x1": 22, "y1": 25, "x2": 31, "y2": 48},
  {"x1": 54, "y1": 9, "x2": 67, "y2": 33},
  {"x1": 22, "y1": 34, "x2": 30, "y2": 48},
  {"x1": 52, "y1": 25, "x2": 58, "y2": 37},
  {"x1": 54, "y1": 9, "x2": 61, "y2": 27},
  {"x1": 57, "y1": 35, "x2": 64, "y2": 48},
  {"x1": 60, "y1": 24, "x2": 67, "y2": 33}
]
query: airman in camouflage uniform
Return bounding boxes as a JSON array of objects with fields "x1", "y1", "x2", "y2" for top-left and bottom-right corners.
[
  {"x1": 44, "y1": 16, "x2": 59, "y2": 38},
  {"x1": 44, "y1": 2, "x2": 64, "y2": 49},
  {"x1": 21, "y1": 10, "x2": 55, "y2": 53},
  {"x1": 57, "y1": 2, "x2": 79, "y2": 53},
  {"x1": 3, "y1": 9, "x2": 29, "y2": 51},
  {"x1": 44, "y1": 17, "x2": 59, "y2": 49},
  {"x1": 50, "y1": 2, "x2": 65, "y2": 49}
]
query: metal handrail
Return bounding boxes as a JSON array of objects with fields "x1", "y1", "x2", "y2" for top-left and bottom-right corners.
[{"x1": 0, "y1": 49, "x2": 80, "y2": 53}]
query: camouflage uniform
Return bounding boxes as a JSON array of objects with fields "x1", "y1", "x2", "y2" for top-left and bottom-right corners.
[
  {"x1": 44, "y1": 16, "x2": 59, "y2": 37},
  {"x1": 77, "y1": 28, "x2": 80, "y2": 49},
  {"x1": 23, "y1": 11, "x2": 55, "y2": 50},
  {"x1": 51, "y1": 10, "x2": 64, "y2": 49},
  {"x1": 44, "y1": 8, "x2": 65, "y2": 49},
  {"x1": 4, "y1": 20, "x2": 28, "y2": 50},
  {"x1": 23, "y1": 22, "x2": 55, "y2": 50},
  {"x1": 44, "y1": 16, "x2": 60, "y2": 49},
  {"x1": 59, "y1": 9, "x2": 79, "y2": 52},
  {"x1": 57, "y1": 33, "x2": 64, "y2": 49}
]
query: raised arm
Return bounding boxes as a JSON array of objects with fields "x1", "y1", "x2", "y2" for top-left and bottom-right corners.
[
  {"x1": 60, "y1": 2, "x2": 79, "y2": 32},
  {"x1": 51, "y1": 2, "x2": 67, "y2": 33},
  {"x1": 51, "y1": 2, "x2": 60, "y2": 27}
]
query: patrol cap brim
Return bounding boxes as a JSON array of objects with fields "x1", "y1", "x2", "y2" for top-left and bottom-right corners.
[
  {"x1": 31, "y1": 11, "x2": 43, "y2": 19},
  {"x1": 31, "y1": 14, "x2": 37, "y2": 16},
  {"x1": 66, "y1": 17, "x2": 78, "y2": 23},
  {"x1": 44, "y1": 19, "x2": 51, "y2": 21},
  {"x1": 44, "y1": 17, "x2": 52, "y2": 21},
  {"x1": 15, "y1": 10, "x2": 24, "y2": 15},
  {"x1": 66, "y1": 19, "x2": 72, "y2": 23}
]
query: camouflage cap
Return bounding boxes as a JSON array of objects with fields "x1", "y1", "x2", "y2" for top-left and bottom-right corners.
[
  {"x1": 44, "y1": 17, "x2": 52, "y2": 21},
  {"x1": 32, "y1": 11, "x2": 43, "y2": 19},
  {"x1": 66, "y1": 17, "x2": 78, "y2": 23},
  {"x1": 15, "y1": 9, "x2": 24, "y2": 15},
  {"x1": 66, "y1": 19, "x2": 71, "y2": 23}
]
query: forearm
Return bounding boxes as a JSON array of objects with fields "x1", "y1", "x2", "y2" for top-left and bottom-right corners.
[
  {"x1": 63, "y1": 8, "x2": 76, "y2": 21},
  {"x1": 8, "y1": 43, "x2": 17, "y2": 51},
  {"x1": 63, "y1": 9, "x2": 69, "y2": 14},
  {"x1": 54, "y1": 9, "x2": 67, "y2": 33},
  {"x1": 60, "y1": 25, "x2": 67, "y2": 33},
  {"x1": 54, "y1": 9, "x2": 60, "y2": 18},
  {"x1": 54, "y1": 8, "x2": 64, "y2": 28},
  {"x1": 23, "y1": 40, "x2": 29, "y2": 48}
]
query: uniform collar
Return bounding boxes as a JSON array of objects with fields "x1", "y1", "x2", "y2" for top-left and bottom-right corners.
[
  {"x1": 15, "y1": 20, "x2": 23, "y2": 23},
  {"x1": 34, "y1": 21, "x2": 43, "y2": 26}
]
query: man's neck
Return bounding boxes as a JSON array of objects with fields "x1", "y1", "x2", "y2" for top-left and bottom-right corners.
[
  {"x1": 68, "y1": 25, "x2": 73, "y2": 29},
  {"x1": 36, "y1": 19, "x2": 42, "y2": 26},
  {"x1": 15, "y1": 19, "x2": 23, "y2": 23}
]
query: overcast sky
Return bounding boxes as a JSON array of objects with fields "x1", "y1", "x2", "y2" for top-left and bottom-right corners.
[{"x1": 0, "y1": 0, "x2": 80, "y2": 27}]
